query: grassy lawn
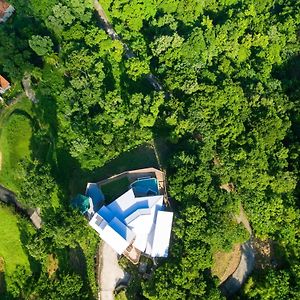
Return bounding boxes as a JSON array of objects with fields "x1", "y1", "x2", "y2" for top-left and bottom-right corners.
[
  {"x1": 101, "y1": 176, "x2": 130, "y2": 203},
  {"x1": 68, "y1": 144, "x2": 159, "y2": 197},
  {"x1": 0, "y1": 206, "x2": 30, "y2": 276},
  {"x1": 0, "y1": 99, "x2": 33, "y2": 191}
]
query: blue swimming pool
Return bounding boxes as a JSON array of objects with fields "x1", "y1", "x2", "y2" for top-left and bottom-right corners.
[{"x1": 130, "y1": 177, "x2": 159, "y2": 197}]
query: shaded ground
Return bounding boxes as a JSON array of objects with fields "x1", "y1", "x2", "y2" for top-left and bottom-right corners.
[
  {"x1": 101, "y1": 177, "x2": 130, "y2": 204},
  {"x1": 100, "y1": 242, "x2": 130, "y2": 300},
  {"x1": 69, "y1": 144, "x2": 158, "y2": 197}
]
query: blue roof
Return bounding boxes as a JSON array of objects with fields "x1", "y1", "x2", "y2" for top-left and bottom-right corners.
[
  {"x1": 98, "y1": 206, "x2": 114, "y2": 223},
  {"x1": 86, "y1": 183, "x2": 104, "y2": 211}
]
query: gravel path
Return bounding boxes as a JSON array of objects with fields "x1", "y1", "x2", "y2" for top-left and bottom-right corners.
[{"x1": 99, "y1": 242, "x2": 130, "y2": 300}]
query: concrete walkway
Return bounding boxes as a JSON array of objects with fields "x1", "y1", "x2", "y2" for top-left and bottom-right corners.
[
  {"x1": 99, "y1": 242, "x2": 130, "y2": 300},
  {"x1": 220, "y1": 204, "x2": 255, "y2": 296}
]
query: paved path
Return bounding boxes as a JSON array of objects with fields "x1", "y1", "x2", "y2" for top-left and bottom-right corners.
[
  {"x1": 99, "y1": 242, "x2": 130, "y2": 300},
  {"x1": 220, "y1": 204, "x2": 255, "y2": 296},
  {"x1": 220, "y1": 240, "x2": 255, "y2": 297}
]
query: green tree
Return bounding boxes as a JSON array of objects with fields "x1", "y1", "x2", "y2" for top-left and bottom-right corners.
[{"x1": 29, "y1": 35, "x2": 54, "y2": 56}]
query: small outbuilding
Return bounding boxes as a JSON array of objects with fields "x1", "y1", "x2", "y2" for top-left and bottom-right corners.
[
  {"x1": 0, "y1": 75, "x2": 10, "y2": 94},
  {"x1": 85, "y1": 182, "x2": 104, "y2": 212},
  {"x1": 29, "y1": 209, "x2": 42, "y2": 229},
  {"x1": 0, "y1": 0, "x2": 14, "y2": 23}
]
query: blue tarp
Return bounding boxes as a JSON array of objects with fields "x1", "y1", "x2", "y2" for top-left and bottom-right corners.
[{"x1": 71, "y1": 194, "x2": 90, "y2": 214}]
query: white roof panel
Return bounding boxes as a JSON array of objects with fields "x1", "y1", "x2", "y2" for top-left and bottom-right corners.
[
  {"x1": 130, "y1": 201, "x2": 164, "y2": 252},
  {"x1": 133, "y1": 232, "x2": 148, "y2": 252},
  {"x1": 100, "y1": 226, "x2": 130, "y2": 255},
  {"x1": 100, "y1": 217, "x2": 135, "y2": 255},
  {"x1": 151, "y1": 211, "x2": 173, "y2": 257},
  {"x1": 89, "y1": 213, "x2": 107, "y2": 235},
  {"x1": 107, "y1": 189, "x2": 136, "y2": 221}
]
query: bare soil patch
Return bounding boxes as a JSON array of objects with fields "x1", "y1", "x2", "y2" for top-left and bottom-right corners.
[
  {"x1": 212, "y1": 244, "x2": 241, "y2": 283},
  {"x1": 47, "y1": 254, "x2": 58, "y2": 277},
  {"x1": 0, "y1": 257, "x2": 4, "y2": 272},
  {"x1": 253, "y1": 238, "x2": 276, "y2": 270},
  {"x1": 220, "y1": 182, "x2": 235, "y2": 193}
]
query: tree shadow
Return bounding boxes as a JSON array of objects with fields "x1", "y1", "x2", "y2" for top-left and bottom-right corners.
[
  {"x1": 65, "y1": 144, "x2": 159, "y2": 197},
  {"x1": 0, "y1": 270, "x2": 7, "y2": 298},
  {"x1": 17, "y1": 219, "x2": 41, "y2": 274}
]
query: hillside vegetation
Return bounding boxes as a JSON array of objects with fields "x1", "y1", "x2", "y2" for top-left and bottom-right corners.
[{"x1": 0, "y1": 0, "x2": 299, "y2": 299}]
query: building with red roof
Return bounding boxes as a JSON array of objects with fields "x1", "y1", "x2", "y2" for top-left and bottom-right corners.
[
  {"x1": 0, "y1": 75, "x2": 11, "y2": 94},
  {"x1": 0, "y1": 0, "x2": 14, "y2": 23}
]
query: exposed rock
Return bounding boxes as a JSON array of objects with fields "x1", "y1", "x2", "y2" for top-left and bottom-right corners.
[{"x1": 220, "y1": 182, "x2": 235, "y2": 193}]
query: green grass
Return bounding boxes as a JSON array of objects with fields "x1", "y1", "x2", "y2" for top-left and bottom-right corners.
[
  {"x1": 101, "y1": 176, "x2": 130, "y2": 203},
  {"x1": 99, "y1": 0, "x2": 113, "y2": 22},
  {"x1": 68, "y1": 144, "x2": 159, "y2": 197},
  {"x1": 0, "y1": 99, "x2": 33, "y2": 191},
  {"x1": 0, "y1": 206, "x2": 30, "y2": 276},
  {"x1": 115, "y1": 291, "x2": 128, "y2": 300}
]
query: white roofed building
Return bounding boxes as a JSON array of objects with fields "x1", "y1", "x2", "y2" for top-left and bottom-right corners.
[{"x1": 87, "y1": 170, "x2": 173, "y2": 264}]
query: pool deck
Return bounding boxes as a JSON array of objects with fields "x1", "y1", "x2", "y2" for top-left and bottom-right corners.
[{"x1": 96, "y1": 167, "x2": 168, "y2": 204}]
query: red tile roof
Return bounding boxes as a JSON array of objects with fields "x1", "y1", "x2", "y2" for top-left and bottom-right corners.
[
  {"x1": 0, "y1": 0, "x2": 10, "y2": 18},
  {"x1": 0, "y1": 75, "x2": 10, "y2": 89}
]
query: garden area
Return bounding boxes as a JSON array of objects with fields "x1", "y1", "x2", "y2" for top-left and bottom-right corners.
[{"x1": 101, "y1": 176, "x2": 130, "y2": 204}]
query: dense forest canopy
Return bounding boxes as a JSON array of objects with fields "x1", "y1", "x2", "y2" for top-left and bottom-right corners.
[{"x1": 0, "y1": 0, "x2": 300, "y2": 299}]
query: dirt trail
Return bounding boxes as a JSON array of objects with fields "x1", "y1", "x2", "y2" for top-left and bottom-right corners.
[
  {"x1": 235, "y1": 204, "x2": 252, "y2": 235},
  {"x1": 93, "y1": 0, "x2": 169, "y2": 96}
]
